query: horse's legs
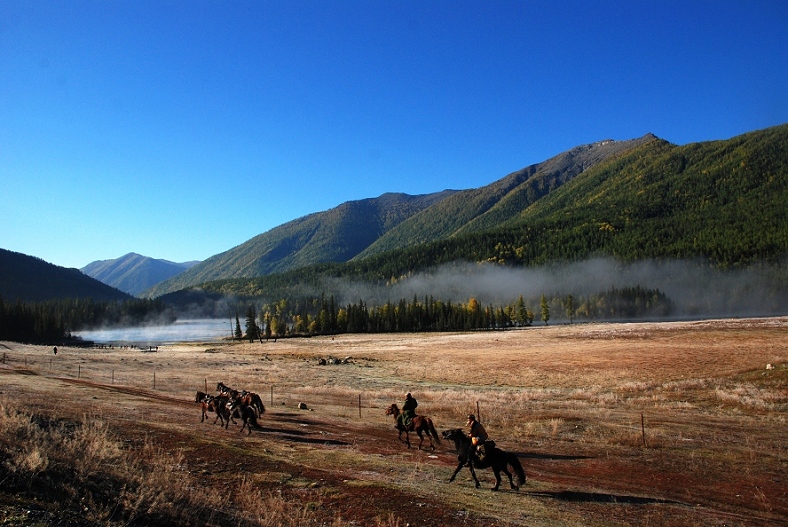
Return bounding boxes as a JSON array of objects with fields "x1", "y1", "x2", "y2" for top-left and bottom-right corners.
[
  {"x1": 468, "y1": 462, "x2": 481, "y2": 488},
  {"x1": 449, "y1": 460, "x2": 466, "y2": 482},
  {"x1": 240, "y1": 414, "x2": 251, "y2": 434},
  {"x1": 416, "y1": 430, "x2": 425, "y2": 450},
  {"x1": 491, "y1": 468, "x2": 502, "y2": 491},
  {"x1": 501, "y1": 465, "x2": 517, "y2": 490}
]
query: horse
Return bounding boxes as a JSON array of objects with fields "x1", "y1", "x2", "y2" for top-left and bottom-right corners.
[
  {"x1": 229, "y1": 398, "x2": 261, "y2": 435},
  {"x1": 216, "y1": 382, "x2": 239, "y2": 399},
  {"x1": 217, "y1": 383, "x2": 265, "y2": 417},
  {"x1": 442, "y1": 428, "x2": 526, "y2": 491},
  {"x1": 196, "y1": 391, "x2": 232, "y2": 427},
  {"x1": 238, "y1": 390, "x2": 266, "y2": 417},
  {"x1": 385, "y1": 403, "x2": 440, "y2": 450},
  {"x1": 195, "y1": 391, "x2": 212, "y2": 422}
]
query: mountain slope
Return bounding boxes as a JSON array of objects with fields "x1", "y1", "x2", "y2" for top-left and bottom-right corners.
[
  {"x1": 357, "y1": 123, "x2": 788, "y2": 272},
  {"x1": 81, "y1": 253, "x2": 199, "y2": 296},
  {"x1": 152, "y1": 124, "x2": 788, "y2": 299},
  {"x1": 191, "y1": 123, "x2": 788, "y2": 302},
  {"x1": 500, "y1": 124, "x2": 788, "y2": 262},
  {"x1": 0, "y1": 249, "x2": 132, "y2": 302},
  {"x1": 146, "y1": 191, "x2": 456, "y2": 296},
  {"x1": 353, "y1": 134, "x2": 658, "y2": 259},
  {"x1": 147, "y1": 136, "x2": 657, "y2": 297}
]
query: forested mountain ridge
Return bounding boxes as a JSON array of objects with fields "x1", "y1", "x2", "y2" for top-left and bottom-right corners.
[
  {"x1": 183, "y1": 123, "x2": 788, "y2": 303},
  {"x1": 146, "y1": 191, "x2": 457, "y2": 297},
  {"x1": 0, "y1": 248, "x2": 131, "y2": 302},
  {"x1": 352, "y1": 134, "x2": 658, "y2": 260},
  {"x1": 81, "y1": 253, "x2": 199, "y2": 296},
  {"x1": 494, "y1": 124, "x2": 788, "y2": 264},
  {"x1": 147, "y1": 135, "x2": 658, "y2": 297}
]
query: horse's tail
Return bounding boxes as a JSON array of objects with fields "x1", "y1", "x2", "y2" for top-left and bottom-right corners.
[
  {"x1": 427, "y1": 418, "x2": 441, "y2": 444},
  {"x1": 252, "y1": 394, "x2": 266, "y2": 415},
  {"x1": 508, "y1": 452, "x2": 526, "y2": 486}
]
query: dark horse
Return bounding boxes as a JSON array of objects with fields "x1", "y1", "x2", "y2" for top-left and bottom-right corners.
[
  {"x1": 442, "y1": 428, "x2": 526, "y2": 491},
  {"x1": 385, "y1": 403, "x2": 440, "y2": 450},
  {"x1": 229, "y1": 398, "x2": 262, "y2": 435}
]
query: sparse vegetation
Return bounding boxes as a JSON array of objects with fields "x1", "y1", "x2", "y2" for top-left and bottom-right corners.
[{"x1": 0, "y1": 317, "x2": 786, "y2": 525}]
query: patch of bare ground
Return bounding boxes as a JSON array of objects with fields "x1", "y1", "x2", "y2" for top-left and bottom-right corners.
[{"x1": 0, "y1": 316, "x2": 786, "y2": 526}]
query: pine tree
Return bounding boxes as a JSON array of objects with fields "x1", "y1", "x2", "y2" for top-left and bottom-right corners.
[
  {"x1": 234, "y1": 313, "x2": 243, "y2": 340},
  {"x1": 245, "y1": 306, "x2": 259, "y2": 342},
  {"x1": 540, "y1": 294, "x2": 550, "y2": 326},
  {"x1": 565, "y1": 295, "x2": 575, "y2": 324}
]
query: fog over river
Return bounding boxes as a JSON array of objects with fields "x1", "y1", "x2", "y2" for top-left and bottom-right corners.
[{"x1": 74, "y1": 319, "x2": 232, "y2": 346}]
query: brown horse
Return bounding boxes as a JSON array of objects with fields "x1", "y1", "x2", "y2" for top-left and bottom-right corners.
[
  {"x1": 238, "y1": 390, "x2": 266, "y2": 417},
  {"x1": 385, "y1": 403, "x2": 440, "y2": 450},
  {"x1": 195, "y1": 391, "x2": 231, "y2": 427},
  {"x1": 217, "y1": 382, "x2": 265, "y2": 417}
]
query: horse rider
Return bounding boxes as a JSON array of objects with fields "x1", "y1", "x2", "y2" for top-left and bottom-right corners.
[
  {"x1": 466, "y1": 414, "x2": 489, "y2": 461},
  {"x1": 399, "y1": 392, "x2": 418, "y2": 429}
]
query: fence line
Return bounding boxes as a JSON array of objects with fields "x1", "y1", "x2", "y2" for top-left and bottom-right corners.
[{"x1": 1, "y1": 354, "x2": 384, "y2": 417}]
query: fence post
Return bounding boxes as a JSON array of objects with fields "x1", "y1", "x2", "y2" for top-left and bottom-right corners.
[
  {"x1": 641, "y1": 413, "x2": 647, "y2": 447},
  {"x1": 153, "y1": 371, "x2": 156, "y2": 390},
  {"x1": 78, "y1": 364, "x2": 81, "y2": 379},
  {"x1": 270, "y1": 385, "x2": 274, "y2": 405},
  {"x1": 477, "y1": 401, "x2": 481, "y2": 423},
  {"x1": 358, "y1": 394, "x2": 362, "y2": 418}
]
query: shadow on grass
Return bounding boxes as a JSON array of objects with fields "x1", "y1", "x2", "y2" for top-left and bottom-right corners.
[
  {"x1": 529, "y1": 490, "x2": 684, "y2": 505},
  {"x1": 518, "y1": 452, "x2": 593, "y2": 461}
]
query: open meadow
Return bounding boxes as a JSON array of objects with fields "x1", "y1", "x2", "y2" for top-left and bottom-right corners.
[{"x1": 1, "y1": 317, "x2": 786, "y2": 526}]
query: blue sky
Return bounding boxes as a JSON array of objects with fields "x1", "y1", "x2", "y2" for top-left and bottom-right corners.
[{"x1": 2, "y1": 1, "x2": 786, "y2": 269}]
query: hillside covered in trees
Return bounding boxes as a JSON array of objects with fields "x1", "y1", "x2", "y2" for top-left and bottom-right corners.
[
  {"x1": 163, "y1": 125, "x2": 787, "y2": 297},
  {"x1": 149, "y1": 125, "x2": 787, "y2": 300}
]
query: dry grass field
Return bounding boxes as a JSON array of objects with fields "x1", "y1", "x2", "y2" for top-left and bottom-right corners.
[{"x1": 1, "y1": 317, "x2": 786, "y2": 526}]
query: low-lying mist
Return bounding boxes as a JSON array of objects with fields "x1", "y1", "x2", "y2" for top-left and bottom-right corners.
[
  {"x1": 326, "y1": 257, "x2": 787, "y2": 321},
  {"x1": 74, "y1": 318, "x2": 232, "y2": 345}
]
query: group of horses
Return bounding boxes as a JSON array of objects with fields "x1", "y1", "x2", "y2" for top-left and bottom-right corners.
[
  {"x1": 193, "y1": 388, "x2": 524, "y2": 490},
  {"x1": 195, "y1": 382, "x2": 266, "y2": 435},
  {"x1": 386, "y1": 403, "x2": 526, "y2": 491}
]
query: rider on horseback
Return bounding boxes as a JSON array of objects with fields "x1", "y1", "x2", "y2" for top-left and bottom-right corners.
[
  {"x1": 467, "y1": 414, "x2": 491, "y2": 462},
  {"x1": 398, "y1": 392, "x2": 418, "y2": 429}
]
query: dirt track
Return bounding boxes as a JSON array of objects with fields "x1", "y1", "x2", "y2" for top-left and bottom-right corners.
[{"x1": 1, "y1": 317, "x2": 786, "y2": 526}]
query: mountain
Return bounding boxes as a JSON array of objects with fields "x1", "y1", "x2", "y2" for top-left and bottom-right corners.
[
  {"x1": 146, "y1": 191, "x2": 457, "y2": 296},
  {"x1": 0, "y1": 249, "x2": 132, "y2": 302},
  {"x1": 352, "y1": 134, "x2": 658, "y2": 260},
  {"x1": 147, "y1": 135, "x2": 657, "y2": 297},
  {"x1": 168, "y1": 123, "x2": 788, "y2": 302},
  {"x1": 81, "y1": 253, "x2": 199, "y2": 296}
]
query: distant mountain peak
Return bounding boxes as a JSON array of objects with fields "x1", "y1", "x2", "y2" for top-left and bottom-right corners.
[{"x1": 81, "y1": 254, "x2": 200, "y2": 296}]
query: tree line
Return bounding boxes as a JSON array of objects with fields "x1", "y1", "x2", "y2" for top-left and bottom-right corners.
[
  {"x1": 0, "y1": 296, "x2": 172, "y2": 344},
  {"x1": 235, "y1": 286, "x2": 673, "y2": 341}
]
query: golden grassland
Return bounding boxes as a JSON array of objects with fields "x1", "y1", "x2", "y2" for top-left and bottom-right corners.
[{"x1": 0, "y1": 317, "x2": 786, "y2": 526}]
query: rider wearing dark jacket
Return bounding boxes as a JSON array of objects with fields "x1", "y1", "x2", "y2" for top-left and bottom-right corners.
[{"x1": 399, "y1": 392, "x2": 418, "y2": 428}]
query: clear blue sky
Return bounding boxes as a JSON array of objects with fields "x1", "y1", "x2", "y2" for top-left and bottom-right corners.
[{"x1": 2, "y1": 1, "x2": 786, "y2": 269}]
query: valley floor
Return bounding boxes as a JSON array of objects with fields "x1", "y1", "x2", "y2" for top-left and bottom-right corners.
[{"x1": 1, "y1": 317, "x2": 786, "y2": 526}]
